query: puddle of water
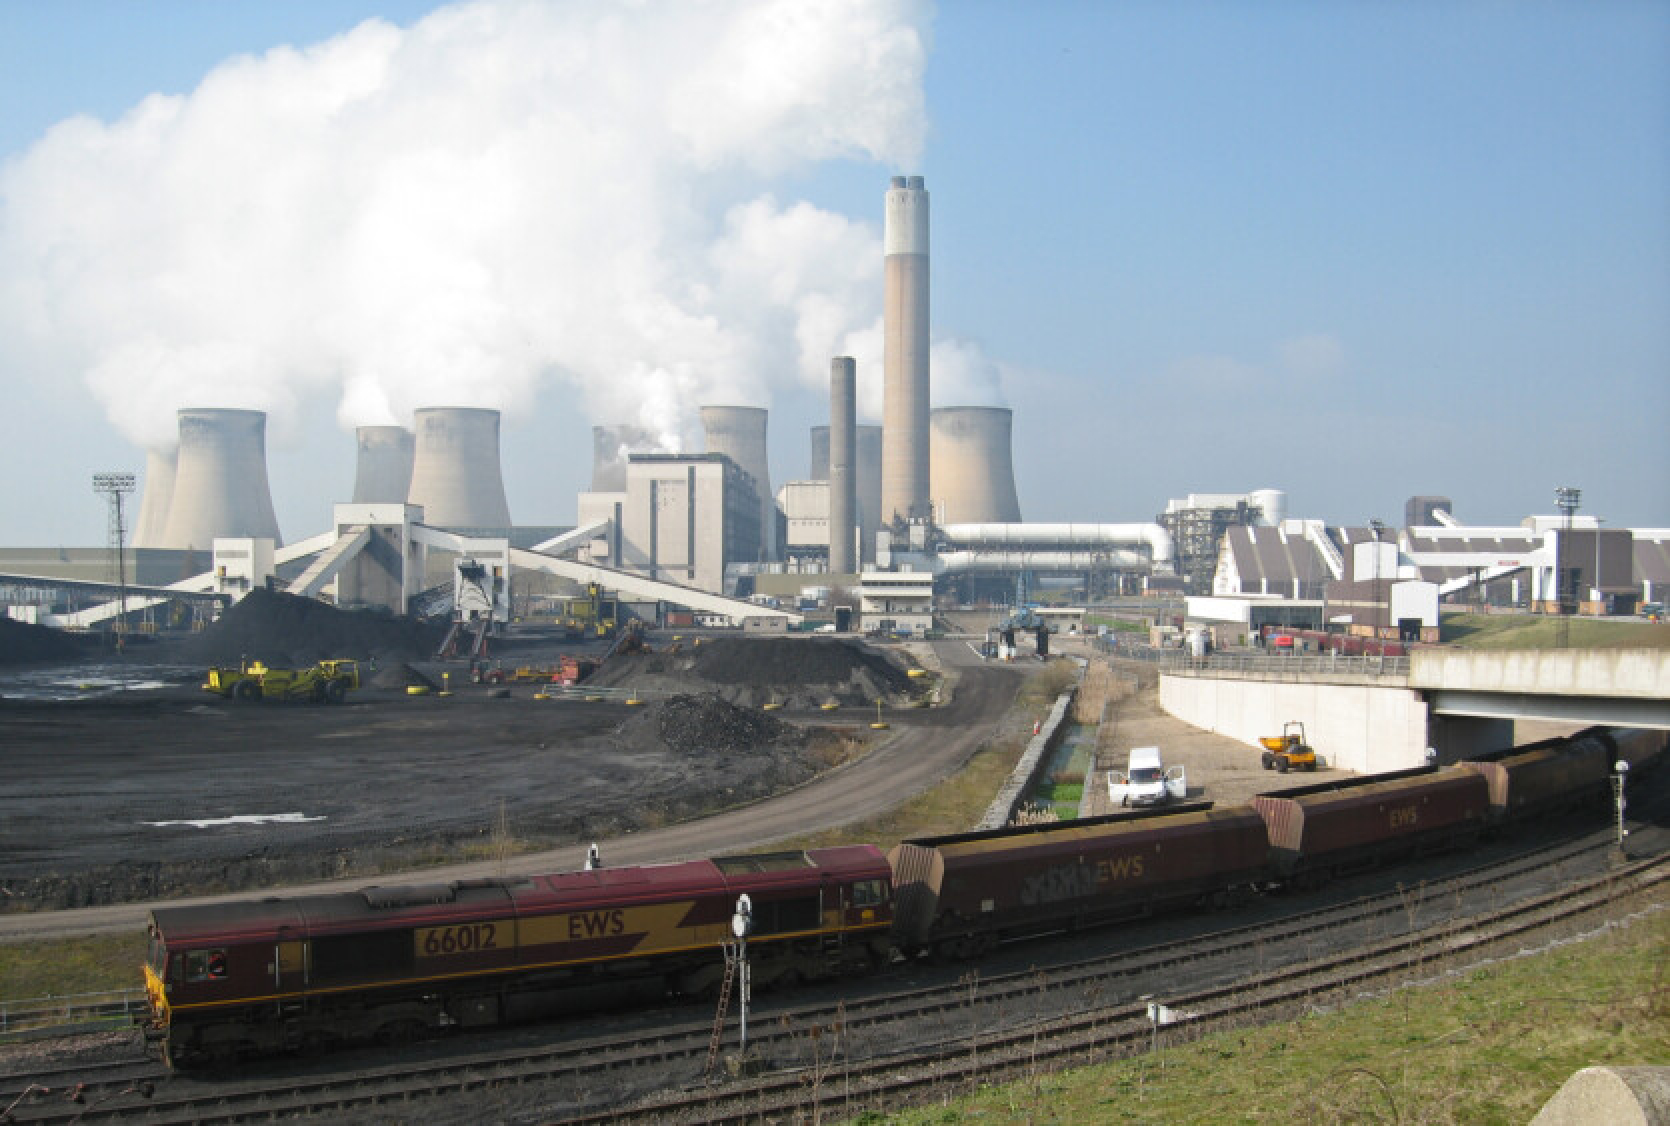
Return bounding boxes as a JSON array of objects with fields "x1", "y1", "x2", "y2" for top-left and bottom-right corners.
[
  {"x1": 143, "y1": 812, "x2": 328, "y2": 829},
  {"x1": 0, "y1": 663, "x2": 200, "y2": 700}
]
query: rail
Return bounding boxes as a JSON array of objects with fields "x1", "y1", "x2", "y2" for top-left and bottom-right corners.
[{"x1": 0, "y1": 989, "x2": 147, "y2": 1040}]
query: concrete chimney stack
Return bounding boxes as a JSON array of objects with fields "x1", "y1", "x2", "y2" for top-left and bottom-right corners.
[
  {"x1": 882, "y1": 174, "x2": 930, "y2": 525},
  {"x1": 812, "y1": 423, "x2": 881, "y2": 562},
  {"x1": 829, "y1": 358, "x2": 859, "y2": 574},
  {"x1": 591, "y1": 424, "x2": 659, "y2": 493},
  {"x1": 701, "y1": 405, "x2": 775, "y2": 562},
  {"x1": 132, "y1": 446, "x2": 177, "y2": 550},
  {"x1": 352, "y1": 425, "x2": 415, "y2": 504},
  {"x1": 930, "y1": 406, "x2": 1022, "y2": 524},
  {"x1": 406, "y1": 407, "x2": 513, "y2": 528},
  {"x1": 160, "y1": 408, "x2": 283, "y2": 550}
]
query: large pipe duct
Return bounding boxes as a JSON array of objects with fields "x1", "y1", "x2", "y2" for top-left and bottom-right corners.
[
  {"x1": 882, "y1": 174, "x2": 930, "y2": 525},
  {"x1": 160, "y1": 408, "x2": 283, "y2": 550},
  {"x1": 592, "y1": 424, "x2": 659, "y2": 492},
  {"x1": 132, "y1": 446, "x2": 177, "y2": 549},
  {"x1": 701, "y1": 405, "x2": 774, "y2": 562},
  {"x1": 937, "y1": 523, "x2": 1176, "y2": 565},
  {"x1": 406, "y1": 407, "x2": 512, "y2": 529},
  {"x1": 829, "y1": 357, "x2": 858, "y2": 574},
  {"x1": 930, "y1": 406, "x2": 1021, "y2": 524},
  {"x1": 352, "y1": 425, "x2": 415, "y2": 504}
]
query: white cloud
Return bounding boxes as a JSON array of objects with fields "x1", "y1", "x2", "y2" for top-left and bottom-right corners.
[
  {"x1": 0, "y1": 0, "x2": 931, "y2": 452},
  {"x1": 1278, "y1": 333, "x2": 1346, "y2": 381}
]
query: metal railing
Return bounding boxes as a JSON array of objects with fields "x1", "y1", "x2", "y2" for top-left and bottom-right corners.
[
  {"x1": 0, "y1": 989, "x2": 147, "y2": 1039},
  {"x1": 1150, "y1": 650, "x2": 1410, "y2": 680}
]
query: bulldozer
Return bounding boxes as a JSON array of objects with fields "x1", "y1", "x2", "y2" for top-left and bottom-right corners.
[
  {"x1": 204, "y1": 659, "x2": 361, "y2": 704},
  {"x1": 1260, "y1": 721, "x2": 1317, "y2": 773}
]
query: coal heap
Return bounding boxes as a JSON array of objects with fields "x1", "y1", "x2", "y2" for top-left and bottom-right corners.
[
  {"x1": 625, "y1": 692, "x2": 801, "y2": 755},
  {"x1": 0, "y1": 618, "x2": 98, "y2": 666},
  {"x1": 175, "y1": 589, "x2": 445, "y2": 666},
  {"x1": 688, "y1": 637, "x2": 914, "y2": 691},
  {"x1": 588, "y1": 636, "x2": 921, "y2": 709}
]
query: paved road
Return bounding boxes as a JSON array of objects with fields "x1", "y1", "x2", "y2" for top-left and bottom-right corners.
[{"x1": 0, "y1": 642, "x2": 1031, "y2": 942}]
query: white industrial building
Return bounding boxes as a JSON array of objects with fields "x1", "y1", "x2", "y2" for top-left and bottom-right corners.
[{"x1": 859, "y1": 569, "x2": 934, "y2": 637}]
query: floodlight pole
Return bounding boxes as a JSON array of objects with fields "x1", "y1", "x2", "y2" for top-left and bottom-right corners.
[
  {"x1": 1554, "y1": 486, "x2": 1580, "y2": 648},
  {"x1": 92, "y1": 472, "x2": 137, "y2": 646}
]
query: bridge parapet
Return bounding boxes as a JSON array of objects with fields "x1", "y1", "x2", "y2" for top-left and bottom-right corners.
[{"x1": 1410, "y1": 648, "x2": 1669, "y2": 700}]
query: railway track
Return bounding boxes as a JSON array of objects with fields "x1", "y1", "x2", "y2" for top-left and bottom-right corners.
[{"x1": 1, "y1": 822, "x2": 1653, "y2": 1124}]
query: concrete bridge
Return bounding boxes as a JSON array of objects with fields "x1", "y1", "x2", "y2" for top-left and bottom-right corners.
[{"x1": 1156, "y1": 648, "x2": 1669, "y2": 774}]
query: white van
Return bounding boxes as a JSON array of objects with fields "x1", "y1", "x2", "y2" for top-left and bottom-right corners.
[{"x1": 1108, "y1": 746, "x2": 1186, "y2": 808}]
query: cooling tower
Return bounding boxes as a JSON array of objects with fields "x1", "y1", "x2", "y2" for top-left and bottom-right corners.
[
  {"x1": 592, "y1": 424, "x2": 659, "y2": 492},
  {"x1": 160, "y1": 409, "x2": 282, "y2": 550},
  {"x1": 930, "y1": 407, "x2": 1022, "y2": 524},
  {"x1": 406, "y1": 407, "x2": 512, "y2": 529},
  {"x1": 882, "y1": 174, "x2": 930, "y2": 525},
  {"x1": 132, "y1": 446, "x2": 177, "y2": 549},
  {"x1": 701, "y1": 405, "x2": 774, "y2": 562},
  {"x1": 829, "y1": 358, "x2": 858, "y2": 574},
  {"x1": 1250, "y1": 488, "x2": 1288, "y2": 527},
  {"x1": 351, "y1": 425, "x2": 415, "y2": 504},
  {"x1": 810, "y1": 426, "x2": 830, "y2": 481},
  {"x1": 1404, "y1": 495, "x2": 1452, "y2": 528}
]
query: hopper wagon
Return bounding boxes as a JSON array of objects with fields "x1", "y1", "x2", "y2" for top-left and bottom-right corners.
[
  {"x1": 888, "y1": 804, "x2": 1270, "y2": 959},
  {"x1": 1252, "y1": 768, "x2": 1489, "y2": 888}
]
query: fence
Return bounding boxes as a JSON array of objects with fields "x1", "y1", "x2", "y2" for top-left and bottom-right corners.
[{"x1": 0, "y1": 990, "x2": 147, "y2": 1040}]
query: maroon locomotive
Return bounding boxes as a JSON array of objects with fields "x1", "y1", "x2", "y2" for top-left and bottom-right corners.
[{"x1": 143, "y1": 845, "x2": 891, "y2": 1066}]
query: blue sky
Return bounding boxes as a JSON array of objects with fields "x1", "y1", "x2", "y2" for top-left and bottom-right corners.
[{"x1": 1, "y1": 0, "x2": 1665, "y2": 547}]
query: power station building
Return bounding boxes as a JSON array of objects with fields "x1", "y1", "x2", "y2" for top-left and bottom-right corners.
[{"x1": 577, "y1": 453, "x2": 762, "y2": 594}]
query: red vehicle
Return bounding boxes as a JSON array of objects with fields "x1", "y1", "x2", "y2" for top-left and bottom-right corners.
[{"x1": 144, "y1": 846, "x2": 891, "y2": 1066}]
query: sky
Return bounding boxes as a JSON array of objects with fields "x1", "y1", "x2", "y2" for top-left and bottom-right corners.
[{"x1": 1, "y1": 0, "x2": 1665, "y2": 548}]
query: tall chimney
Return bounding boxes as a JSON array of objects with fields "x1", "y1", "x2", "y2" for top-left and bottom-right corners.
[
  {"x1": 132, "y1": 446, "x2": 177, "y2": 549},
  {"x1": 701, "y1": 405, "x2": 774, "y2": 562},
  {"x1": 352, "y1": 425, "x2": 415, "y2": 504},
  {"x1": 591, "y1": 424, "x2": 658, "y2": 492},
  {"x1": 829, "y1": 358, "x2": 858, "y2": 574},
  {"x1": 160, "y1": 409, "x2": 283, "y2": 550},
  {"x1": 930, "y1": 406, "x2": 1022, "y2": 524},
  {"x1": 882, "y1": 174, "x2": 930, "y2": 525},
  {"x1": 406, "y1": 407, "x2": 512, "y2": 529}
]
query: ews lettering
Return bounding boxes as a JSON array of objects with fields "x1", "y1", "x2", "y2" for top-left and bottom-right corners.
[
  {"x1": 567, "y1": 910, "x2": 626, "y2": 940},
  {"x1": 1095, "y1": 855, "x2": 1146, "y2": 883},
  {"x1": 1389, "y1": 805, "x2": 1419, "y2": 830}
]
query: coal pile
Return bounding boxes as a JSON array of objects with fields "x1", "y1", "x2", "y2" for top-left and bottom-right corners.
[
  {"x1": 690, "y1": 637, "x2": 914, "y2": 691},
  {"x1": 589, "y1": 636, "x2": 921, "y2": 709},
  {"x1": 173, "y1": 589, "x2": 445, "y2": 666},
  {"x1": 0, "y1": 618, "x2": 98, "y2": 666},
  {"x1": 626, "y1": 692, "x2": 802, "y2": 755},
  {"x1": 368, "y1": 661, "x2": 440, "y2": 691}
]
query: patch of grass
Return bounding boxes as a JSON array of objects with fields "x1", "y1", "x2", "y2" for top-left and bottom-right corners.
[
  {"x1": 1441, "y1": 612, "x2": 1670, "y2": 650},
  {"x1": 877, "y1": 906, "x2": 1670, "y2": 1125},
  {"x1": 0, "y1": 931, "x2": 146, "y2": 999}
]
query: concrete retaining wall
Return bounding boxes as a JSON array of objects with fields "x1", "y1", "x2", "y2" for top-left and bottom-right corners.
[
  {"x1": 979, "y1": 689, "x2": 1075, "y2": 830},
  {"x1": 1159, "y1": 675, "x2": 1430, "y2": 774}
]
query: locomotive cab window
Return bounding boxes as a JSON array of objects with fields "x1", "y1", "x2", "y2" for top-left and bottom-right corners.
[
  {"x1": 185, "y1": 949, "x2": 228, "y2": 982},
  {"x1": 851, "y1": 879, "x2": 884, "y2": 908}
]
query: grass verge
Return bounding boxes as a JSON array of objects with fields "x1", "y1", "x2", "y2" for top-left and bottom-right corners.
[
  {"x1": 1441, "y1": 612, "x2": 1670, "y2": 650},
  {"x1": 871, "y1": 904, "x2": 1669, "y2": 1125},
  {"x1": 0, "y1": 931, "x2": 146, "y2": 1000}
]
